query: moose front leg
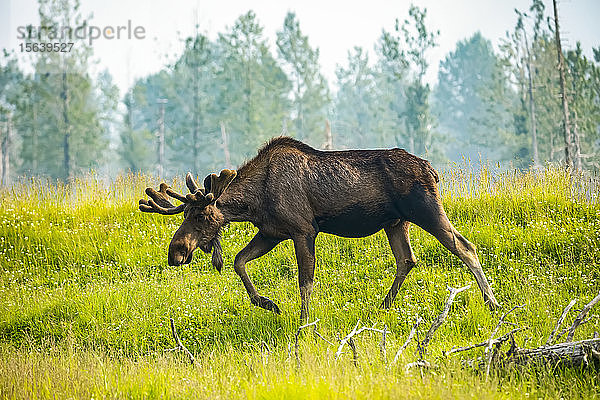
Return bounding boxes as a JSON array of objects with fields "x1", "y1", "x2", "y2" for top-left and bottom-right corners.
[
  {"x1": 234, "y1": 232, "x2": 282, "y2": 314},
  {"x1": 293, "y1": 234, "x2": 317, "y2": 323}
]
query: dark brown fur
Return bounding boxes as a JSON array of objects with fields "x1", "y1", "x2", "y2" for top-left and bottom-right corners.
[{"x1": 142, "y1": 137, "x2": 500, "y2": 321}]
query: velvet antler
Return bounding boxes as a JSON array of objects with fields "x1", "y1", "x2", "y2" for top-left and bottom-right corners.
[
  {"x1": 139, "y1": 183, "x2": 187, "y2": 215},
  {"x1": 203, "y1": 169, "x2": 237, "y2": 199},
  {"x1": 139, "y1": 170, "x2": 236, "y2": 215}
]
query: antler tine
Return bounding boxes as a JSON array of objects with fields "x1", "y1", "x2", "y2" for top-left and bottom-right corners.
[
  {"x1": 142, "y1": 199, "x2": 187, "y2": 215},
  {"x1": 186, "y1": 172, "x2": 203, "y2": 194},
  {"x1": 145, "y1": 183, "x2": 176, "y2": 208},
  {"x1": 139, "y1": 170, "x2": 229, "y2": 215},
  {"x1": 204, "y1": 169, "x2": 237, "y2": 200},
  {"x1": 166, "y1": 188, "x2": 188, "y2": 203},
  {"x1": 139, "y1": 182, "x2": 188, "y2": 215},
  {"x1": 186, "y1": 192, "x2": 214, "y2": 208}
]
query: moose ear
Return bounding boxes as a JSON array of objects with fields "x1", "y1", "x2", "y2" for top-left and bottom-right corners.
[{"x1": 204, "y1": 169, "x2": 237, "y2": 200}]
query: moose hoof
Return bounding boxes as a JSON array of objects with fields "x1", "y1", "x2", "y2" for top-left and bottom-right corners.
[
  {"x1": 380, "y1": 299, "x2": 392, "y2": 309},
  {"x1": 252, "y1": 296, "x2": 281, "y2": 315},
  {"x1": 486, "y1": 298, "x2": 502, "y2": 311}
]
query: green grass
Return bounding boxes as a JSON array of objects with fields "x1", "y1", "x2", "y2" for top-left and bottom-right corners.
[{"x1": 0, "y1": 167, "x2": 599, "y2": 399}]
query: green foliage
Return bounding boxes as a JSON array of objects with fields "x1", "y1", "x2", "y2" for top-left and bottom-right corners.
[
  {"x1": 434, "y1": 33, "x2": 506, "y2": 161},
  {"x1": 126, "y1": 11, "x2": 291, "y2": 175},
  {"x1": 0, "y1": 167, "x2": 599, "y2": 397},
  {"x1": 492, "y1": 0, "x2": 600, "y2": 169},
  {"x1": 117, "y1": 92, "x2": 154, "y2": 173},
  {"x1": 566, "y1": 43, "x2": 600, "y2": 169},
  {"x1": 9, "y1": 0, "x2": 117, "y2": 180},
  {"x1": 3, "y1": 0, "x2": 600, "y2": 183},
  {"x1": 379, "y1": 5, "x2": 442, "y2": 161},
  {"x1": 217, "y1": 11, "x2": 291, "y2": 163},
  {"x1": 276, "y1": 12, "x2": 330, "y2": 146},
  {"x1": 333, "y1": 47, "x2": 382, "y2": 148}
]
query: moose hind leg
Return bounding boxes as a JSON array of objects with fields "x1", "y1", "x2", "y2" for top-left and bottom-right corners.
[
  {"x1": 234, "y1": 232, "x2": 282, "y2": 314},
  {"x1": 381, "y1": 220, "x2": 417, "y2": 309},
  {"x1": 430, "y1": 217, "x2": 500, "y2": 310}
]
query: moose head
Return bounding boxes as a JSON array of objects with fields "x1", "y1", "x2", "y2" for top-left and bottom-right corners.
[{"x1": 139, "y1": 170, "x2": 236, "y2": 270}]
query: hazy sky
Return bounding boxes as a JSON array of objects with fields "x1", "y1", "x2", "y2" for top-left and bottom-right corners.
[{"x1": 1, "y1": 0, "x2": 599, "y2": 93}]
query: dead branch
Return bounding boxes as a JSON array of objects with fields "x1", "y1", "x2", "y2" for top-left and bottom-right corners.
[
  {"x1": 348, "y1": 337, "x2": 358, "y2": 366},
  {"x1": 446, "y1": 327, "x2": 528, "y2": 356},
  {"x1": 485, "y1": 304, "x2": 524, "y2": 379},
  {"x1": 334, "y1": 320, "x2": 386, "y2": 363},
  {"x1": 295, "y1": 319, "x2": 321, "y2": 367},
  {"x1": 380, "y1": 324, "x2": 388, "y2": 364},
  {"x1": 405, "y1": 359, "x2": 431, "y2": 372},
  {"x1": 421, "y1": 285, "x2": 471, "y2": 354},
  {"x1": 489, "y1": 305, "x2": 524, "y2": 340},
  {"x1": 445, "y1": 290, "x2": 600, "y2": 371},
  {"x1": 511, "y1": 338, "x2": 600, "y2": 367},
  {"x1": 335, "y1": 320, "x2": 360, "y2": 360},
  {"x1": 313, "y1": 329, "x2": 335, "y2": 346},
  {"x1": 393, "y1": 316, "x2": 422, "y2": 364},
  {"x1": 546, "y1": 299, "x2": 577, "y2": 345},
  {"x1": 555, "y1": 317, "x2": 592, "y2": 342},
  {"x1": 169, "y1": 318, "x2": 195, "y2": 365},
  {"x1": 566, "y1": 292, "x2": 600, "y2": 342}
]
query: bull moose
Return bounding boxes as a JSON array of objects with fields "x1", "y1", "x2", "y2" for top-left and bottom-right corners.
[{"x1": 139, "y1": 137, "x2": 500, "y2": 321}]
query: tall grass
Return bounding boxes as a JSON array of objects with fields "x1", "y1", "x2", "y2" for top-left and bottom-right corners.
[{"x1": 0, "y1": 166, "x2": 599, "y2": 399}]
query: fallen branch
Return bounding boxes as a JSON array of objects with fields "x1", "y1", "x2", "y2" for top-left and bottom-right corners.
[
  {"x1": 566, "y1": 292, "x2": 600, "y2": 342},
  {"x1": 335, "y1": 321, "x2": 386, "y2": 363},
  {"x1": 169, "y1": 318, "x2": 195, "y2": 365},
  {"x1": 511, "y1": 338, "x2": 600, "y2": 367},
  {"x1": 314, "y1": 329, "x2": 335, "y2": 346},
  {"x1": 446, "y1": 291, "x2": 600, "y2": 371},
  {"x1": 295, "y1": 319, "x2": 326, "y2": 367},
  {"x1": 420, "y1": 285, "x2": 471, "y2": 355},
  {"x1": 489, "y1": 305, "x2": 524, "y2": 340},
  {"x1": 380, "y1": 325, "x2": 388, "y2": 364},
  {"x1": 485, "y1": 304, "x2": 524, "y2": 379},
  {"x1": 555, "y1": 317, "x2": 592, "y2": 342},
  {"x1": 393, "y1": 316, "x2": 422, "y2": 364},
  {"x1": 446, "y1": 327, "x2": 528, "y2": 357},
  {"x1": 348, "y1": 337, "x2": 358, "y2": 366},
  {"x1": 405, "y1": 359, "x2": 431, "y2": 372},
  {"x1": 335, "y1": 320, "x2": 361, "y2": 360},
  {"x1": 546, "y1": 299, "x2": 577, "y2": 345}
]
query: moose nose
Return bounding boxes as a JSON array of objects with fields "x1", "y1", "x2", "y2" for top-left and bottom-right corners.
[{"x1": 168, "y1": 251, "x2": 186, "y2": 266}]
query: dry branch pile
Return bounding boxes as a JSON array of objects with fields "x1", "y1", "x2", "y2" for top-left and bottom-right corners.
[
  {"x1": 448, "y1": 292, "x2": 600, "y2": 372},
  {"x1": 166, "y1": 290, "x2": 600, "y2": 373}
]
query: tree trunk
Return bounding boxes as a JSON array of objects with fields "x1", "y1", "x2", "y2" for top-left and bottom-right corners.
[
  {"x1": 62, "y1": 69, "x2": 71, "y2": 181},
  {"x1": 32, "y1": 98, "x2": 38, "y2": 172},
  {"x1": 157, "y1": 99, "x2": 167, "y2": 177},
  {"x1": 0, "y1": 119, "x2": 9, "y2": 185},
  {"x1": 522, "y1": 29, "x2": 539, "y2": 166},
  {"x1": 193, "y1": 54, "x2": 200, "y2": 174},
  {"x1": 511, "y1": 338, "x2": 600, "y2": 368},
  {"x1": 572, "y1": 109, "x2": 582, "y2": 169},
  {"x1": 220, "y1": 121, "x2": 232, "y2": 169},
  {"x1": 553, "y1": 0, "x2": 575, "y2": 168}
]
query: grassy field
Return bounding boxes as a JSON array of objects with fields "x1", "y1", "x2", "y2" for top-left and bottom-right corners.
[{"x1": 0, "y1": 167, "x2": 599, "y2": 399}]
